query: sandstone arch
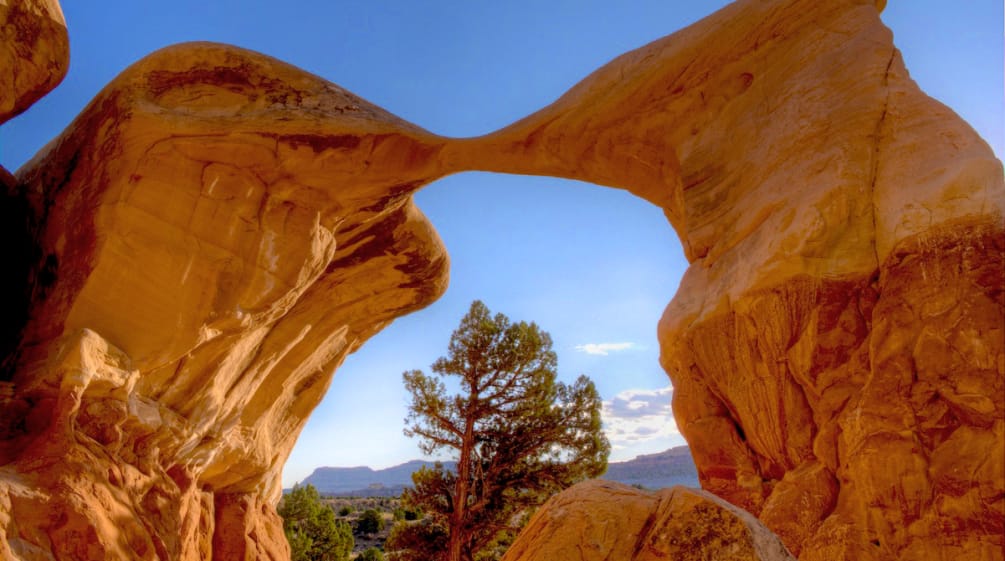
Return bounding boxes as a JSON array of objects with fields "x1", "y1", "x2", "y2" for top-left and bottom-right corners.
[{"x1": 1, "y1": 0, "x2": 1001, "y2": 560}]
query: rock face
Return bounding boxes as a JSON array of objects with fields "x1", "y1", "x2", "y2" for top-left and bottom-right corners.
[
  {"x1": 1, "y1": 41, "x2": 450, "y2": 560},
  {"x1": 453, "y1": 0, "x2": 1004, "y2": 559},
  {"x1": 500, "y1": 480, "x2": 795, "y2": 561},
  {"x1": 1, "y1": 0, "x2": 1001, "y2": 560},
  {"x1": 0, "y1": 0, "x2": 69, "y2": 376},
  {"x1": 0, "y1": 0, "x2": 68, "y2": 125}
]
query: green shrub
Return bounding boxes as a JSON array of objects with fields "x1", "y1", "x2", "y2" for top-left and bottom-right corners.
[
  {"x1": 278, "y1": 485, "x2": 353, "y2": 561},
  {"x1": 356, "y1": 508, "x2": 385, "y2": 535},
  {"x1": 385, "y1": 520, "x2": 447, "y2": 561}
]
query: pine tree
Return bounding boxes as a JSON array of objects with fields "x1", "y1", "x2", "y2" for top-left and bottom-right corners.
[
  {"x1": 277, "y1": 484, "x2": 353, "y2": 561},
  {"x1": 399, "y1": 300, "x2": 609, "y2": 561}
]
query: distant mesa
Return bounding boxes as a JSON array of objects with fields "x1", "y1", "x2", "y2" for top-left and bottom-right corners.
[
  {"x1": 297, "y1": 446, "x2": 698, "y2": 496},
  {"x1": 600, "y1": 446, "x2": 698, "y2": 489},
  {"x1": 300, "y1": 460, "x2": 458, "y2": 497}
]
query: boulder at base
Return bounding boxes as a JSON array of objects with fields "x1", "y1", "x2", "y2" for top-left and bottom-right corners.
[{"x1": 502, "y1": 480, "x2": 795, "y2": 561}]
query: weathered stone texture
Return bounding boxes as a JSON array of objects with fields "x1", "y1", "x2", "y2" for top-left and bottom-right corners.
[
  {"x1": 500, "y1": 480, "x2": 795, "y2": 561},
  {"x1": 0, "y1": 0, "x2": 68, "y2": 124},
  {"x1": 449, "y1": 0, "x2": 1003, "y2": 559},
  {"x1": 1, "y1": 42, "x2": 449, "y2": 560},
  {"x1": 1, "y1": 0, "x2": 1001, "y2": 559}
]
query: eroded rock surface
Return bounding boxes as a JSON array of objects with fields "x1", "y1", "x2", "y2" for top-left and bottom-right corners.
[
  {"x1": 0, "y1": 0, "x2": 68, "y2": 124},
  {"x1": 501, "y1": 480, "x2": 795, "y2": 561},
  {"x1": 1, "y1": 0, "x2": 1002, "y2": 560},
  {"x1": 1, "y1": 42, "x2": 449, "y2": 560},
  {"x1": 450, "y1": 0, "x2": 1003, "y2": 559}
]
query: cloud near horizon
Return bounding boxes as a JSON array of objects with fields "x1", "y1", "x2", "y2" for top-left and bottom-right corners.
[
  {"x1": 601, "y1": 385, "x2": 680, "y2": 451},
  {"x1": 574, "y1": 342, "x2": 636, "y2": 356}
]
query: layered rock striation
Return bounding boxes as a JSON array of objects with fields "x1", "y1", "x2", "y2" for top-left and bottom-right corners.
[
  {"x1": 1, "y1": 42, "x2": 450, "y2": 560},
  {"x1": 453, "y1": 0, "x2": 1004, "y2": 558},
  {"x1": 1, "y1": 0, "x2": 1002, "y2": 560}
]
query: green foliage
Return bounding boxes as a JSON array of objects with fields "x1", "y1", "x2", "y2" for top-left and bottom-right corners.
[
  {"x1": 392, "y1": 505, "x2": 423, "y2": 521},
  {"x1": 359, "y1": 547, "x2": 386, "y2": 561},
  {"x1": 337, "y1": 505, "x2": 353, "y2": 517},
  {"x1": 400, "y1": 300, "x2": 610, "y2": 561},
  {"x1": 385, "y1": 520, "x2": 449, "y2": 561},
  {"x1": 472, "y1": 529, "x2": 516, "y2": 561},
  {"x1": 278, "y1": 484, "x2": 354, "y2": 561},
  {"x1": 285, "y1": 530, "x2": 314, "y2": 561},
  {"x1": 356, "y1": 508, "x2": 385, "y2": 535}
]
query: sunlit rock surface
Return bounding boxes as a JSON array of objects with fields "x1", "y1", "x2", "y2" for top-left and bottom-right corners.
[
  {"x1": 453, "y1": 0, "x2": 1004, "y2": 559},
  {"x1": 0, "y1": 0, "x2": 68, "y2": 125},
  {"x1": 501, "y1": 480, "x2": 794, "y2": 561},
  {"x1": 1, "y1": 0, "x2": 1002, "y2": 559},
  {"x1": 1, "y1": 42, "x2": 449, "y2": 560}
]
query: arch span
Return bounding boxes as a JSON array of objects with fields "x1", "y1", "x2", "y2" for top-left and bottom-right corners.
[{"x1": 1, "y1": 0, "x2": 1001, "y2": 560}]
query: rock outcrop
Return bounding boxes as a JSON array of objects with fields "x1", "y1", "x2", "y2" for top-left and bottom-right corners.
[
  {"x1": 501, "y1": 480, "x2": 795, "y2": 561},
  {"x1": 1, "y1": 41, "x2": 450, "y2": 560},
  {"x1": 1, "y1": 0, "x2": 1001, "y2": 560},
  {"x1": 0, "y1": 0, "x2": 69, "y2": 377},
  {"x1": 453, "y1": 0, "x2": 1004, "y2": 559},
  {"x1": 0, "y1": 0, "x2": 68, "y2": 125}
]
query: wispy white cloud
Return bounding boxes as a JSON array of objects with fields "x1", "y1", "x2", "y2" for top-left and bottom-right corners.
[
  {"x1": 575, "y1": 342, "x2": 636, "y2": 356},
  {"x1": 605, "y1": 386, "x2": 672, "y2": 418},
  {"x1": 601, "y1": 386, "x2": 680, "y2": 449}
]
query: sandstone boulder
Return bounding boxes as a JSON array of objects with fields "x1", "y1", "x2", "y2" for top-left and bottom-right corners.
[
  {"x1": 0, "y1": 0, "x2": 68, "y2": 124},
  {"x1": 501, "y1": 480, "x2": 795, "y2": 561}
]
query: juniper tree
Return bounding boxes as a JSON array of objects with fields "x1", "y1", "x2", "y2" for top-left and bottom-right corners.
[
  {"x1": 399, "y1": 300, "x2": 609, "y2": 561},
  {"x1": 277, "y1": 484, "x2": 353, "y2": 561}
]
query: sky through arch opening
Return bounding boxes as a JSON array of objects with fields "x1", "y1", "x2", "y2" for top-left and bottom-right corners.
[{"x1": 283, "y1": 172, "x2": 689, "y2": 487}]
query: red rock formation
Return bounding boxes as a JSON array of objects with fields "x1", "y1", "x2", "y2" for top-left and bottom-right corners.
[
  {"x1": 0, "y1": 0, "x2": 68, "y2": 125},
  {"x1": 500, "y1": 480, "x2": 795, "y2": 561},
  {"x1": 449, "y1": 0, "x2": 1004, "y2": 559},
  {"x1": 1, "y1": 0, "x2": 1001, "y2": 560},
  {"x1": 1, "y1": 42, "x2": 449, "y2": 560}
]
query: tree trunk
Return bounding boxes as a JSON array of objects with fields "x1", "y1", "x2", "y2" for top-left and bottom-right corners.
[
  {"x1": 447, "y1": 528, "x2": 466, "y2": 561},
  {"x1": 449, "y1": 385, "x2": 477, "y2": 561},
  {"x1": 449, "y1": 455, "x2": 471, "y2": 561}
]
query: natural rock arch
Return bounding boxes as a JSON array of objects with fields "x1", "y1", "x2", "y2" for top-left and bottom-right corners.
[{"x1": 1, "y1": 1, "x2": 1001, "y2": 560}]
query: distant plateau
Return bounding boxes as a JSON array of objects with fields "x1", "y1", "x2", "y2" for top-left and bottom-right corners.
[{"x1": 296, "y1": 446, "x2": 699, "y2": 496}]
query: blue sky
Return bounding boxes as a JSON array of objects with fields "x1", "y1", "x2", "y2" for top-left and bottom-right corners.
[{"x1": 1, "y1": 2, "x2": 1000, "y2": 488}]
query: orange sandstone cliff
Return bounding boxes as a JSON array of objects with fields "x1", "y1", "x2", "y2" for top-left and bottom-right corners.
[
  {"x1": 1, "y1": 40, "x2": 451, "y2": 560},
  {"x1": 1, "y1": 0, "x2": 1002, "y2": 560},
  {"x1": 462, "y1": 1, "x2": 1004, "y2": 559}
]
